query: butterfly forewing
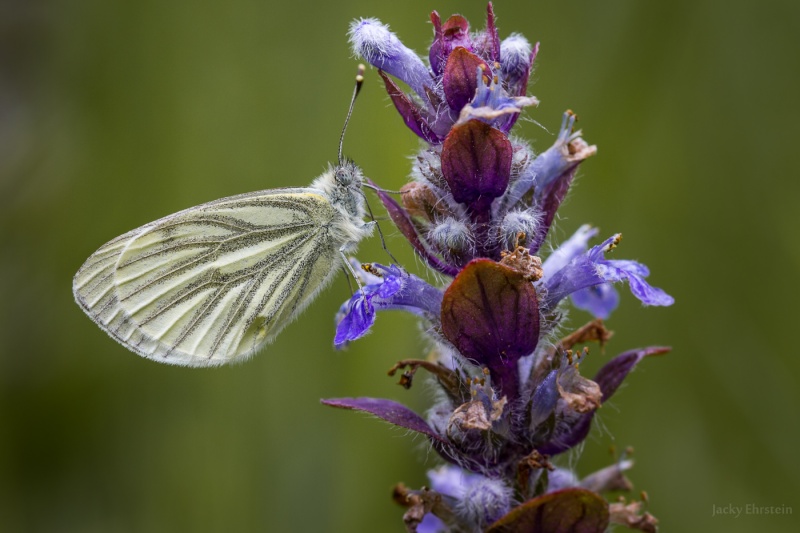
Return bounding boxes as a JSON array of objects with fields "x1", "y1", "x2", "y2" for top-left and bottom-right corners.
[{"x1": 74, "y1": 189, "x2": 342, "y2": 367}]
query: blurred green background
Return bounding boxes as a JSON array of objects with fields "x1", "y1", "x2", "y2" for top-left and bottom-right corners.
[{"x1": 1, "y1": 0, "x2": 798, "y2": 531}]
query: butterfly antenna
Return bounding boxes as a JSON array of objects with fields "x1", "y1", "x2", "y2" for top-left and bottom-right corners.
[{"x1": 339, "y1": 64, "x2": 365, "y2": 166}]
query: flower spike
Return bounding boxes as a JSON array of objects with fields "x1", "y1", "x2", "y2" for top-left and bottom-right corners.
[{"x1": 331, "y1": 6, "x2": 674, "y2": 530}]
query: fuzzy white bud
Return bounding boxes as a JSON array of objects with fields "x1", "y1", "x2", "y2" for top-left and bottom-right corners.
[
  {"x1": 500, "y1": 208, "x2": 541, "y2": 249},
  {"x1": 429, "y1": 218, "x2": 474, "y2": 257},
  {"x1": 457, "y1": 477, "x2": 513, "y2": 528},
  {"x1": 500, "y1": 33, "x2": 532, "y2": 79}
]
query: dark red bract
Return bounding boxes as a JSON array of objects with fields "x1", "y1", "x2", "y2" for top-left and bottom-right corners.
[
  {"x1": 441, "y1": 120, "x2": 512, "y2": 221},
  {"x1": 441, "y1": 259, "x2": 540, "y2": 400}
]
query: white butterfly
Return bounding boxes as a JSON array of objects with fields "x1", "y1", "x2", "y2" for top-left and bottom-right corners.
[{"x1": 73, "y1": 68, "x2": 373, "y2": 367}]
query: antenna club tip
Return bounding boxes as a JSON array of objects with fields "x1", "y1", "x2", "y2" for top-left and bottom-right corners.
[{"x1": 340, "y1": 64, "x2": 365, "y2": 163}]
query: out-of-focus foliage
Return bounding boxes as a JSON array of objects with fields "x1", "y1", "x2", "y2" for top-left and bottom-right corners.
[{"x1": 1, "y1": 1, "x2": 797, "y2": 531}]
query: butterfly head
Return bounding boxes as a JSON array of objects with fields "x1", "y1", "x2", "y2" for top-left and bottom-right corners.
[
  {"x1": 309, "y1": 160, "x2": 366, "y2": 222},
  {"x1": 334, "y1": 159, "x2": 363, "y2": 188}
]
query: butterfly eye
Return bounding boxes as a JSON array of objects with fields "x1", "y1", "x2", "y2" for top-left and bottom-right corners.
[{"x1": 336, "y1": 167, "x2": 353, "y2": 186}]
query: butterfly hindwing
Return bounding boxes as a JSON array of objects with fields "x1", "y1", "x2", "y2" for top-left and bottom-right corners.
[{"x1": 73, "y1": 189, "x2": 342, "y2": 367}]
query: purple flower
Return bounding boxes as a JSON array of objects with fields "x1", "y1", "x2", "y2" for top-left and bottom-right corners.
[
  {"x1": 496, "y1": 111, "x2": 597, "y2": 254},
  {"x1": 459, "y1": 67, "x2": 539, "y2": 132},
  {"x1": 334, "y1": 263, "x2": 442, "y2": 347},
  {"x1": 571, "y1": 283, "x2": 621, "y2": 319},
  {"x1": 537, "y1": 346, "x2": 671, "y2": 456},
  {"x1": 348, "y1": 18, "x2": 431, "y2": 101},
  {"x1": 542, "y1": 231, "x2": 675, "y2": 315}
]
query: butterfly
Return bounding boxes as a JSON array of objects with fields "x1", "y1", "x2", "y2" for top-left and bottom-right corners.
[{"x1": 73, "y1": 66, "x2": 374, "y2": 367}]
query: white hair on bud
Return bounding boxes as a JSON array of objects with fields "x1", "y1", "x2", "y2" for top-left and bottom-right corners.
[
  {"x1": 500, "y1": 33, "x2": 532, "y2": 77},
  {"x1": 457, "y1": 477, "x2": 513, "y2": 528},
  {"x1": 347, "y1": 17, "x2": 431, "y2": 101},
  {"x1": 499, "y1": 207, "x2": 541, "y2": 250},
  {"x1": 428, "y1": 217, "x2": 474, "y2": 257},
  {"x1": 348, "y1": 18, "x2": 396, "y2": 61}
]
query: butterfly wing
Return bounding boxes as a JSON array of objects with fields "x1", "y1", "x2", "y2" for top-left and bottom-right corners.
[{"x1": 73, "y1": 189, "x2": 343, "y2": 367}]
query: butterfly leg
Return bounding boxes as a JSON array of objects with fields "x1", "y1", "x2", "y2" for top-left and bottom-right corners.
[
  {"x1": 341, "y1": 264, "x2": 356, "y2": 296},
  {"x1": 339, "y1": 250, "x2": 364, "y2": 291},
  {"x1": 363, "y1": 200, "x2": 401, "y2": 265}
]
